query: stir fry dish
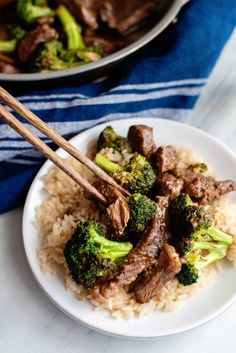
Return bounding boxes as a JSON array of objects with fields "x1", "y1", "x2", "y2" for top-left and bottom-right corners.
[
  {"x1": 36, "y1": 124, "x2": 236, "y2": 319},
  {"x1": 0, "y1": 0, "x2": 160, "y2": 73}
]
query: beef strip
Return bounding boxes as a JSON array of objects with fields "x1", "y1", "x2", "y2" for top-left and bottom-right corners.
[
  {"x1": 172, "y1": 167, "x2": 236, "y2": 204},
  {"x1": 0, "y1": 61, "x2": 20, "y2": 73},
  {"x1": 154, "y1": 146, "x2": 179, "y2": 173},
  {"x1": 127, "y1": 124, "x2": 156, "y2": 159},
  {"x1": 100, "y1": 0, "x2": 159, "y2": 35},
  {"x1": 156, "y1": 172, "x2": 184, "y2": 199},
  {"x1": 107, "y1": 196, "x2": 130, "y2": 236},
  {"x1": 95, "y1": 180, "x2": 124, "y2": 203},
  {"x1": 0, "y1": 24, "x2": 9, "y2": 41},
  {"x1": 17, "y1": 23, "x2": 59, "y2": 62},
  {"x1": 90, "y1": 196, "x2": 170, "y2": 300},
  {"x1": 134, "y1": 243, "x2": 181, "y2": 303},
  {"x1": 36, "y1": 17, "x2": 55, "y2": 26},
  {"x1": 84, "y1": 180, "x2": 129, "y2": 236},
  {"x1": 0, "y1": 0, "x2": 16, "y2": 8}
]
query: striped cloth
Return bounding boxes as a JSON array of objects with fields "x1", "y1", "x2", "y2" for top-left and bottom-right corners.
[{"x1": 0, "y1": 0, "x2": 236, "y2": 214}]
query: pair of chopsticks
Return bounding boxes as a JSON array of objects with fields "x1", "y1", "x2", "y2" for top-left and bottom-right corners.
[{"x1": 0, "y1": 86, "x2": 129, "y2": 204}]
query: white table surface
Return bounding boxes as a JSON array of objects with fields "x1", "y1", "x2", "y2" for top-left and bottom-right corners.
[{"x1": 1, "y1": 29, "x2": 236, "y2": 353}]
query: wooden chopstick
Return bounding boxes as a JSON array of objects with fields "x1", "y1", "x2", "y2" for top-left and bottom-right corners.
[
  {"x1": 0, "y1": 104, "x2": 107, "y2": 204},
  {"x1": 0, "y1": 86, "x2": 129, "y2": 197}
]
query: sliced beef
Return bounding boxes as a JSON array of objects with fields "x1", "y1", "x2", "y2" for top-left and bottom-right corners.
[
  {"x1": 0, "y1": 0, "x2": 16, "y2": 8},
  {"x1": 100, "y1": 0, "x2": 159, "y2": 35},
  {"x1": 0, "y1": 61, "x2": 20, "y2": 73},
  {"x1": 36, "y1": 17, "x2": 55, "y2": 26},
  {"x1": 156, "y1": 172, "x2": 183, "y2": 199},
  {"x1": 0, "y1": 53, "x2": 16, "y2": 64},
  {"x1": 154, "y1": 146, "x2": 179, "y2": 173},
  {"x1": 84, "y1": 180, "x2": 129, "y2": 236},
  {"x1": 0, "y1": 24, "x2": 9, "y2": 41},
  {"x1": 17, "y1": 23, "x2": 59, "y2": 62},
  {"x1": 90, "y1": 196, "x2": 170, "y2": 300},
  {"x1": 107, "y1": 196, "x2": 130, "y2": 236},
  {"x1": 95, "y1": 180, "x2": 124, "y2": 204},
  {"x1": 127, "y1": 124, "x2": 156, "y2": 159},
  {"x1": 172, "y1": 167, "x2": 236, "y2": 204},
  {"x1": 134, "y1": 243, "x2": 181, "y2": 303}
]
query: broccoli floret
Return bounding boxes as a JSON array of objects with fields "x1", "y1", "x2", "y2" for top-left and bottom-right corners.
[
  {"x1": 178, "y1": 264, "x2": 199, "y2": 286},
  {"x1": 0, "y1": 39, "x2": 17, "y2": 53},
  {"x1": 56, "y1": 5, "x2": 85, "y2": 50},
  {"x1": 33, "y1": 40, "x2": 67, "y2": 71},
  {"x1": 62, "y1": 48, "x2": 101, "y2": 63},
  {"x1": 95, "y1": 153, "x2": 156, "y2": 194},
  {"x1": 127, "y1": 193, "x2": 156, "y2": 232},
  {"x1": 64, "y1": 220, "x2": 133, "y2": 288},
  {"x1": 34, "y1": 0, "x2": 48, "y2": 5},
  {"x1": 97, "y1": 126, "x2": 132, "y2": 153},
  {"x1": 170, "y1": 194, "x2": 233, "y2": 286},
  {"x1": 33, "y1": 40, "x2": 101, "y2": 71},
  {"x1": 17, "y1": 0, "x2": 55, "y2": 24},
  {"x1": 170, "y1": 194, "x2": 211, "y2": 237}
]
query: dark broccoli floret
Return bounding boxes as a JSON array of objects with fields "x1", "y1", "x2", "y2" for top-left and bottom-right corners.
[
  {"x1": 56, "y1": 5, "x2": 85, "y2": 50},
  {"x1": 170, "y1": 194, "x2": 233, "y2": 286},
  {"x1": 178, "y1": 264, "x2": 199, "y2": 286},
  {"x1": 17, "y1": 0, "x2": 55, "y2": 24},
  {"x1": 169, "y1": 194, "x2": 211, "y2": 237},
  {"x1": 95, "y1": 153, "x2": 156, "y2": 194},
  {"x1": 33, "y1": 40, "x2": 67, "y2": 71},
  {"x1": 127, "y1": 193, "x2": 156, "y2": 232},
  {"x1": 97, "y1": 126, "x2": 132, "y2": 153},
  {"x1": 64, "y1": 220, "x2": 133, "y2": 288}
]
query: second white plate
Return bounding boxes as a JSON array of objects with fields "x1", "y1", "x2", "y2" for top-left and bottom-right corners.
[{"x1": 22, "y1": 118, "x2": 236, "y2": 339}]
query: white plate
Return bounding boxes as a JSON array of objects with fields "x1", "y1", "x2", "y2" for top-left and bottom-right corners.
[{"x1": 22, "y1": 118, "x2": 236, "y2": 339}]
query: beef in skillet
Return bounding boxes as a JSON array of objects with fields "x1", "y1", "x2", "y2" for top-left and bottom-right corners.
[{"x1": 17, "y1": 20, "x2": 59, "y2": 62}]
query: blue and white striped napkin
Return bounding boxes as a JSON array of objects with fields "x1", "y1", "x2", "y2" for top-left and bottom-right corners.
[{"x1": 0, "y1": 0, "x2": 236, "y2": 214}]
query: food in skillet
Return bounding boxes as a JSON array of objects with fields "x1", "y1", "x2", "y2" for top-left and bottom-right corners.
[
  {"x1": 36, "y1": 124, "x2": 236, "y2": 319},
  {"x1": 0, "y1": 0, "x2": 161, "y2": 73}
]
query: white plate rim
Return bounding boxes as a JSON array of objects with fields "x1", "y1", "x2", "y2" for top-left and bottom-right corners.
[{"x1": 22, "y1": 117, "x2": 236, "y2": 339}]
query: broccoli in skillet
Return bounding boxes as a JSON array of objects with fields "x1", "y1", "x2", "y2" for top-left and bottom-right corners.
[
  {"x1": 17, "y1": 0, "x2": 55, "y2": 24},
  {"x1": 169, "y1": 194, "x2": 233, "y2": 286},
  {"x1": 95, "y1": 153, "x2": 156, "y2": 194},
  {"x1": 97, "y1": 126, "x2": 132, "y2": 153},
  {"x1": 56, "y1": 5, "x2": 85, "y2": 50},
  {"x1": 64, "y1": 220, "x2": 133, "y2": 288},
  {"x1": 127, "y1": 193, "x2": 156, "y2": 232},
  {"x1": 33, "y1": 40, "x2": 101, "y2": 72}
]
